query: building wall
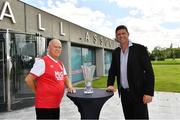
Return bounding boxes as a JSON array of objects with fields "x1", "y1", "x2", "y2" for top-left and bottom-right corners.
[
  {"x1": 0, "y1": 0, "x2": 118, "y2": 75},
  {"x1": 0, "y1": 0, "x2": 117, "y2": 48}
]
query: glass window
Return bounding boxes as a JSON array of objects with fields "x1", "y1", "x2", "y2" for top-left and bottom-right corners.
[
  {"x1": 104, "y1": 50, "x2": 112, "y2": 74},
  {"x1": 36, "y1": 37, "x2": 46, "y2": 57},
  {"x1": 0, "y1": 33, "x2": 5, "y2": 105},
  {"x1": 71, "y1": 46, "x2": 82, "y2": 83},
  {"x1": 71, "y1": 46, "x2": 96, "y2": 83},
  {"x1": 10, "y1": 33, "x2": 39, "y2": 100},
  {"x1": 82, "y1": 47, "x2": 96, "y2": 66},
  {"x1": 0, "y1": 41, "x2": 3, "y2": 59},
  {"x1": 82, "y1": 48, "x2": 91, "y2": 65}
]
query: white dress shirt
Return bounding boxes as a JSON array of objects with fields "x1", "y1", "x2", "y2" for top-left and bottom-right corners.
[{"x1": 120, "y1": 41, "x2": 133, "y2": 89}]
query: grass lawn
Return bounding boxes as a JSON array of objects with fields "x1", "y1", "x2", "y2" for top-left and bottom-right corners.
[
  {"x1": 75, "y1": 59, "x2": 180, "y2": 93},
  {"x1": 153, "y1": 64, "x2": 180, "y2": 92},
  {"x1": 75, "y1": 76, "x2": 113, "y2": 88},
  {"x1": 153, "y1": 59, "x2": 180, "y2": 92},
  {"x1": 152, "y1": 58, "x2": 180, "y2": 65}
]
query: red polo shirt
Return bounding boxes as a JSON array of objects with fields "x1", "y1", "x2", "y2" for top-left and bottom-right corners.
[{"x1": 30, "y1": 55, "x2": 67, "y2": 108}]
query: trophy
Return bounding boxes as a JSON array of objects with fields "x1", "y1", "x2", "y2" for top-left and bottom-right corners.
[{"x1": 81, "y1": 65, "x2": 96, "y2": 94}]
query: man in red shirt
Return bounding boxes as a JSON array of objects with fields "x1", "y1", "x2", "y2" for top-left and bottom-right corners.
[{"x1": 25, "y1": 38, "x2": 75, "y2": 119}]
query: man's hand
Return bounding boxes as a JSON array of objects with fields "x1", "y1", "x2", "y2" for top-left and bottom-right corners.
[
  {"x1": 106, "y1": 86, "x2": 116, "y2": 92},
  {"x1": 67, "y1": 87, "x2": 76, "y2": 93},
  {"x1": 143, "y1": 94, "x2": 153, "y2": 104},
  {"x1": 64, "y1": 76, "x2": 76, "y2": 93}
]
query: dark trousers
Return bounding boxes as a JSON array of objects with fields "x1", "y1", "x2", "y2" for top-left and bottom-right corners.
[
  {"x1": 35, "y1": 108, "x2": 60, "y2": 120},
  {"x1": 120, "y1": 88, "x2": 149, "y2": 119}
]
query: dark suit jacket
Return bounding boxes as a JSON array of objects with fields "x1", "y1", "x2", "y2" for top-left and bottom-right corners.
[{"x1": 107, "y1": 43, "x2": 155, "y2": 103}]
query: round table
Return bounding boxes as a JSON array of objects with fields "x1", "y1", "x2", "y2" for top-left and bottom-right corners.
[{"x1": 67, "y1": 88, "x2": 114, "y2": 119}]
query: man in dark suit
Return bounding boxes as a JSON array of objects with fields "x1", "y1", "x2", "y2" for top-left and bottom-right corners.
[{"x1": 107, "y1": 25, "x2": 155, "y2": 119}]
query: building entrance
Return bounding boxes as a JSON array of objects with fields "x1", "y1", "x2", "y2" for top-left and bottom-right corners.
[{"x1": 0, "y1": 32, "x2": 47, "y2": 111}]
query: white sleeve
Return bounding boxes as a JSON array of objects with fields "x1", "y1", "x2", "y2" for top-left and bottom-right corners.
[
  {"x1": 63, "y1": 64, "x2": 67, "y2": 76},
  {"x1": 30, "y1": 59, "x2": 45, "y2": 77}
]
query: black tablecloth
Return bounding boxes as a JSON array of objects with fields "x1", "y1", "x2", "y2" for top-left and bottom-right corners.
[{"x1": 67, "y1": 88, "x2": 114, "y2": 119}]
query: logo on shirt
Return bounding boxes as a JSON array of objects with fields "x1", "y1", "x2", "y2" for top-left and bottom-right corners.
[{"x1": 55, "y1": 71, "x2": 64, "y2": 80}]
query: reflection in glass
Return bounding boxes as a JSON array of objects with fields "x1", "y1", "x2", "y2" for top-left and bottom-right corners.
[
  {"x1": 71, "y1": 46, "x2": 96, "y2": 83},
  {"x1": 10, "y1": 33, "x2": 46, "y2": 103},
  {"x1": 104, "y1": 50, "x2": 112, "y2": 74},
  {"x1": 10, "y1": 34, "x2": 36, "y2": 100}
]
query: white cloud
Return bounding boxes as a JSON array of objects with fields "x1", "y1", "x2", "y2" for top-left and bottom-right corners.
[
  {"x1": 37, "y1": 0, "x2": 45, "y2": 6},
  {"x1": 63, "y1": 0, "x2": 77, "y2": 5},
  {"x1": 116, "y1": 15, "x2": 180, "y2": 51},
  {"x1": 108, "y1": 0, "x2": 180, "y2": 51},
  {"x1": 39, "y1": 0, "x2": 114, "y2": 38},
  {"x1": 109, "y1": 0, "x2": 180, "y2": 24},
  {"x1": 129, "y1": 9, "x2": 139, "y2": 16}
]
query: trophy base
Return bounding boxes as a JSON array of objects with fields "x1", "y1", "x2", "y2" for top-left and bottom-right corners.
[{"x1": 84, "y1": 89, "x2": 93, "y2": 94}]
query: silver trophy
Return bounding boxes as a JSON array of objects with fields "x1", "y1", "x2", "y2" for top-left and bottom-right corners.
[{"x1": 81, "y1": 65, "x2": 96, "y2": 94}]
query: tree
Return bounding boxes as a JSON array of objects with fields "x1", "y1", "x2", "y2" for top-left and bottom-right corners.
[{"x1": 151, "y1": 46, "x2": 165, "y2": 61}]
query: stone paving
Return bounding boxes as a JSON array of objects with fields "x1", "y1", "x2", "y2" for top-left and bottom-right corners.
[{"x1": 0, "y1": 91, "x2": 180, "y2": 120}]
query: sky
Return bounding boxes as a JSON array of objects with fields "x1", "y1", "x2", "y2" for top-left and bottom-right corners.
[{"x1": 21, "y1": 0, "x2": 180, "y2": 51}]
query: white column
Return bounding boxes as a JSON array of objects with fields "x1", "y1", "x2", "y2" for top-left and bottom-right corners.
[
  {"x1": 96, "y1": 48, "x2": 104, "y2": 76},
  {"x1": 61, "y1": 41, "x2": 72, "y2": 81}
]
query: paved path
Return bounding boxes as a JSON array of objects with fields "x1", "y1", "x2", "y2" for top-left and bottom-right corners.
[{"x1": 0, "y1": 91, "x2": 180, "y2": 120}]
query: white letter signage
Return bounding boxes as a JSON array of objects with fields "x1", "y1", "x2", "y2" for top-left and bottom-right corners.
[
  {"x1": 38, "y1": 13, "x2": 45, "y2": 31},
  {"x1": 0, "y1": 1, "x2": 16, "y2": 23}
]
